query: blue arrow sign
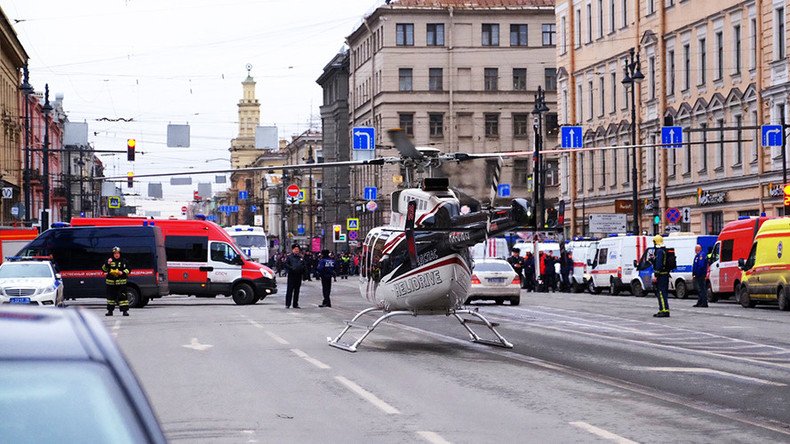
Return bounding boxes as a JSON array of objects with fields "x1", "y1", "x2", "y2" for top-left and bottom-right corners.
[
  {"x1": 353, "y1": 127, "x2": 375, "y2": 150},
  {"x1": 250, "y1": 205, "x2": 258, "y2": 212},
  {"x1": 661, "y1": 126, "x2": 683, "y2": 149},
  {"x1": 363, "y1": 186, "x2": 377, "y2": 201},
  {"x1": 497, "y1": 183, "x2": 511, "y2": 198},
  {"x1": 297, "y1": 224, "x2": 305, "y2": 236},
  {"x1": 238, "y1": 190, "x2": 248, "y2": 200},
  {"x1": 762, "y1": 124, "x2": 784, "y2": 147},
  {"x1": 560, "y1": 126, "x2": 583, "y2": 149}
]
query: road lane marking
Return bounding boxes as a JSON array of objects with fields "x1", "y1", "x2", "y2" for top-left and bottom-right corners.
[
  {"x1": 570, "y1": 422, "x2": 638, "y2": 444},
  {"x1": 335, "y1": 376, "x2": 400, "y2": 414},
  {"x1": 248, "y1": 319, "x2": 264, "y2": 329},
  {"x1": 634, "y1": 367, "x2": 786, "y2": 386},
  {"x1": 265, "y1": 331, "x2": 290, "y2": 345},
  {"x1": 416, "y1": 431, "x2": 452, "y2": 444},
  {"x1": 112, "y1": 320, "x2": 121, "y2": 338},
  {"x1": 290, "y1": 348, "x2": 330, "y2": 369},
  {"x1": 182, "y1": 338, "x2": 213, "y2": 351}
]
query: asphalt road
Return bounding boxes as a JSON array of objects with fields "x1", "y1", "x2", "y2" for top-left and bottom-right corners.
[{"x1": 73, "y1": 280, "x2": 790, "y2": 443}]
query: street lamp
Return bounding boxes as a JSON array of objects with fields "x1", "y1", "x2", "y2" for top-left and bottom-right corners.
[
  {"x1": 532, "y1": 85, "x2": 550, "y2": 228},
  {"x1": 41, "y1": 85, "x2": 53, "y2": 230},
  {"x1": 20, "y1": 66, "x2": 33, "y2": 224},
  {"x1": 621, "y1": 47, "x2": 644, "y2": 234},
  {"x1": 306, "y1": 144, "x2": 315, "y2": 251}
]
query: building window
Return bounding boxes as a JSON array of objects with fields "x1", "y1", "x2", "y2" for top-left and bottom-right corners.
[
  {"x1": 484, "y1": 113, "x2": 500, "y2": 138},
  {"x1": 734, "y1": 24, "x2": 741, "y2": 74},
  {"x1": 685, "y1": 127, "x2": 692, "y2": 174},
  {"x1": 597, "y1": 0, "x2": 604, "y2": 38},
  {"x1": 717, "y1": 118, "x2": 725, "y2": 169},
  {"x1": 734, "y1": 115, "x2": 743, "y2": 166},
  {"x1": 624, "y1": 141, "x2": 630, "y2": 183},
  {"x1": 484, "y1": 68, "x2": 499, "y2": 91},
  {"x1": 586, "y1": 3, "x2": 593, "y2": 43},
  {"x1": 612, "y1": 145, "x2": 619, "y2": 184},
  {"x1": 610, "y1": 72, "x2": 617, "y2": 113},
  {"x1": 429, "y1": 68, "x2": 443, "y2": 91},
  {"x1": 513, "y1": 68, "x2": 527, "y2": 90},
  {"x1": 396, "y1": 23, "x2": 414, "y2": 46},
  {"x1": 648, "y1": 55, "x2": 656, "y2": 99},
  {"x1": 647, "y1": 0, "x2": 655, "y2": 15},
  {"x1": 542, "y1": 24, "x2": 556, "y2": 46},
  {"x1": 621, "y1": 0, "x2": 628, "y2": 27},
  {"x1": 751, "y1": 110, "x2": 759, "y2": 163},
  {"x1": 514, "y1": 159, "x2": 530, "y2": 185},
  {"x1": 609, "y1": 0, "x2": 615, "y2": 33},
  {"x1": 599, "y1": 76, "x2": 605, "y2": 116},
  {"x1": 545, "y1": 160, "x2": 559, "y2": 186},
  {"x1": 777, "y1": 7, "x2": 786, "y2": 60},
  {"x1": 575, "y1": 9, "x2": 582, "y2": 48},
  {"x1": 482, "y1": 24, "x2": 500, "y2": 46},
  {"x1": 513, "y1": 113, "x2": 529, "y2": 138},
  {"x1": 427, "y1": 23, "x2": 445, "y2": 46},
  {"x1": 579, "y1": 153, "x2": 585, "y2": 190},
  {"x1": 577, "y1": 84, "x2": 584, "y2": 122},
  {"x1": 429, "y1": 113, "x2": 444, "y2": 137},
  {"x1": 750, "y1": 18, "x2": 757, "y2": 69},
  {"x1": 601, "y1": 148, "x2": 607, "y2": 187},
  {"x1": 698, "y1": 38, "x2": 706, "y2": 85},
  {"x1": 561, "y1": 16, "x2": 567, "y2": 54},
  {"x1": 399, "y1": 113, "x2": 414, "y2": 136},
  {"x1": 545, "y1": 68, "x2": 557, "y2": 91},
  {"x1": 669, "y1": 143, "x2": 676, "y2": 177},
  {"x1": 545, "y1": 112, "x2": 559, "y2": 135},
  {"x1": 700, "y1": 122, "x2": 708, "y2": 171},
  {"x1": 667, "y1": 49, "x2": 675, "y2": 95},
  {"x1": 715, "y1": 31, "x2": 723, "y2": 80},
  {"x1": 587, "y1": 80, "x2": 594, "y2": 121},
  {"x1": 705, "y1": 212, "x2": 724, "y2": 235},
  {"x1": 511, "y1": 24, "x2": 528, "y2": 46},
  {"x1": 683, "y1": 43, "x2": 690, "y2": 91},
  {"x1": 399, "y1": 68, "x2": 413, "y2": 91}
]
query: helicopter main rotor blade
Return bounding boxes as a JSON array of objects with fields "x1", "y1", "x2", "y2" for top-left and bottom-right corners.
[{"x1": 387, "y1": 128, "x2": 424, "y2": 160}]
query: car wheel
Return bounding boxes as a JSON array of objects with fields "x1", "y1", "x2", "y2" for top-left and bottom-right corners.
[
  {"x1": 572, "y1": 280, "x2": 584, "y2": 293},
  {"x1": 495, "y1": 299, "x2": 504, "y2": 305},
  {"x1": 125, "y1": 287, "x2": 143, "y2": 309},
  {"x1": 631, "y1": 281, "x2": 644, "y2": 298},
  {"x1": 778, "y1": 287, "x2": 790, "y2": 311},
  {"x1": 675, "y1": 280, "x2": 688, "y2": 299},
  {"x1": 588, "y1": 279, "x2": 602, "y2": 294},
  {"x1": 464, "y1": 297, "x2": 472, "y2": 305},
  {"x1": 608, "y1": 280, "x2": 620, "y2": 296},
  {"x1": 232, "y1": 283, "x2": 256, "y2": 305},
  {"x1": 738, "y1": 285, "x2": 756, "y2": 308},
  {"x1": 706, "y1": 282, "x2": 719, "y2": 303}
]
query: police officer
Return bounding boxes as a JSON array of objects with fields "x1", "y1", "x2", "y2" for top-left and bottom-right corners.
[
  {"x1": 284, "y1": 244, "x2": 305, "y2": 308},
  {"x1": 316, "y1": 249, "x2": 336, "y2": 307},
  {"x1": 102, "y1": 246, "x2": 131, "y2": 317},
  {"x1": 506, "y1": 248, "x2": 524, "y2": 286},
  {"x1": 692, "y1": 244, "x2": 709, "y2": 307},
  {"x1": 650, "y1": 235, "x2": 670, "y2": 317}
]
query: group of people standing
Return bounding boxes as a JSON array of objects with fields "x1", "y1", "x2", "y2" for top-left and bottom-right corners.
[
  {"x1": 507, "y1": 248, "x2": 575, "y2": 292},
  {"x1": 282, "y1": 244, "x2": 359, "y2": 309},
  {"x1": 273, "y1": 250, "x2": 359, "y2": 280}
]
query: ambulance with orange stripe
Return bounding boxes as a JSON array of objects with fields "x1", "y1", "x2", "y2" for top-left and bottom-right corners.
[
  {"x1": 587, "y1": 234, "x2": 649, "y2": 295},
  {"x1": 737, "y1": 218, "x2": 790, "y2": 310}
]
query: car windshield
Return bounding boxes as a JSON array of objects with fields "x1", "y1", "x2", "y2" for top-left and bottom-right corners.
[
  {"x1": 231, "y1": 235, "x2": 267, "y2": 248},
  {"x1": 0, "y1": 263, "x2": 52, "y2": 279},
  {"x1": 474, "y1": 261, "x2": 513, "y2": 272},
  {"x1": 0, "y1": 361, "x2": 148, "y2": 444}
]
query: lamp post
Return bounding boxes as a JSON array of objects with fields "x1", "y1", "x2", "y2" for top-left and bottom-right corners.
[
  {"x1": 532, "y1": 85, "x2": 550, "y2": 228},
  {"x1": 621, "y1": 47, "x2": 644, "y2": 234},
  {"x1": 20, "y1": 66, "x2": 33, "y2": 224},
  {"x1": 306, "y1": 144, "x2": 315, "y2": 251},
  {"x1": 41, "y1": 85, "x2": 53, "y2": 230},
  {"x1": 280, "y1": 170, "x2": 289, "y2": 252}
]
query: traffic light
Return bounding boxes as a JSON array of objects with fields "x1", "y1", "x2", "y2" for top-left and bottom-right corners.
[
  {"x1": 653, "y1": 215, "x2": 661, "y2": 225},
  {"x1": 784, "y1": 185, "x2": 790, "y2": 214},
  {"x1": 545, "y1": 207, "x2": 558, "y2": 228},
  {"x1": 333, "y1": 224, "x2": 341, "y2": 242},
  {"x1": 127, "y1": 139, "x2": 136, "y2": 161},
  {"x1": 127, "y1": 171, "x2": 134, "y2": 188}
]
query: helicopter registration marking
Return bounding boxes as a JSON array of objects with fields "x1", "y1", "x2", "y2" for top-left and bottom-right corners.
[{"x1": 394, "y1": 270, "x2": 443, "y2": 298}]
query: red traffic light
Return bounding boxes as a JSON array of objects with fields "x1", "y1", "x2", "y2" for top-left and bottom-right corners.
[{"x1": 127, "y1": 139, "x2": 136, "y2": 161}]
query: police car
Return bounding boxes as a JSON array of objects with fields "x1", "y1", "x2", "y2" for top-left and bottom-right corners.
[{"x1": 0, "y1": 258, "x2": 64, "y2": 307}]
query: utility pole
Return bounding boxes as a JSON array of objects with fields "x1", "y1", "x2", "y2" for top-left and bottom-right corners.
[
  {"x1": 65, "y1": 144, "x2": 72, "y2": 221},
  {"x1": 280, "y1": 171, "x2": 288, "y2": 252},
  {"x1": 21, "y1": 66, "x2": 32, "y2": 225},
  {"x1": 41, "y1": 85, "x2": 53, "y2": 230},
  {"x1": 307, "y1": 143, "x2": 315, "y2": 251}
]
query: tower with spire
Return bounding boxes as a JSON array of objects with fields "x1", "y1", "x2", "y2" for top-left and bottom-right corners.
[{"x1": 230, "y1": 64, "x2": 261, "y2": 169}]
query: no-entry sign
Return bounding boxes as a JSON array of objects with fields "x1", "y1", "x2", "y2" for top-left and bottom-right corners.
[{"x1": 286, "y1": 184, "x2": 300, "y2": 198}]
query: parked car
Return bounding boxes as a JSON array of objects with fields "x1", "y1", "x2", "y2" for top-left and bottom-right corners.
[
  {"x1": 738, "y1": 218, "x2": 790, "y2": 310},
  {"x1": 466, "y1": 258, "x2": 521, "y2": 305},
  {"x1": 588, "y1": 235, "x2": 649, "y2": 295},
  {"x1": 0, "y1": 306, "x2": 166, "y2": 443},
  {"x1": 708, "y1": 216, "x2": 770, "y2": 302},
  {"x1": 0, "y1": 259, "x2": 63, "y2": 307},
  {"x1": 631, "y1": 234, "x2": 717, "y2": 298}
]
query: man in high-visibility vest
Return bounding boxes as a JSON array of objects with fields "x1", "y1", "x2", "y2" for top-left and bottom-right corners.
[{"x1": 102, "y1": 246, "x2": 131, "y2": 316}]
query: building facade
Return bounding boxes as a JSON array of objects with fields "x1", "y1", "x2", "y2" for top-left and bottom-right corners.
[
  {"x1": 280, "y1": 130, "x2": 324, "y2": 250},
  {"x1": 1, "y1": 8, "x2": 27, "y2": 223},
  {"x1": 228, "y1": 69, "x2": 263, "y2": 226},
  {"x1": 557, "y1": 0, "x2": 790, "y2": 236},
  {"x1": 345, "y1": 0, "x2": 559, "y2": 236}
]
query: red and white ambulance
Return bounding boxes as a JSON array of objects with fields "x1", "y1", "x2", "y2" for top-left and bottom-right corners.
[
  {"x1": 706, "y1": 216, "x2": 770, "y2": 302},
  {"x1": 0, "y1": 227, "x2": 39, "y2": 263},
  {"x1": 70, "y1": 217, "x2": 277, "y2": 305}
]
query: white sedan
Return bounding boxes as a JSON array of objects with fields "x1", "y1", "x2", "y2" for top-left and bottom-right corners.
[
  {"x1": 465, "y1": 259, "x2": 521, "y2": 306},
  {"x1": 0, "y1": 261, "x2": 64, "y2": 307}
]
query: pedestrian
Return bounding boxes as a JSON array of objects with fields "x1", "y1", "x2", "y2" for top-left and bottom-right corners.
[
  {"x1": 303, "y1": 250, "x2": 314, "y2": 282},
  {"x1": 102, "y1": 246, "x2": 131, "y2": 317},
  {"x1": 523, "y1": 251, "x2": 536, "y2": 291},
  {"x1": 506, "y1": 248, "x2": 525, "y2": 286},
  {"x1": 692, "y1": 244, "x2": 709, "y2": 307},
  {"x1": 340, "y1": 252, "x2": 351, "y2": 279},
  {"x1": 650, "y1": 235, "x2": 671, "y2": 317},
  {"x1": 560, "y1": 251, "x2": 573, "y2": 292},
  {"x1": 538, "y1": 251, "x2": 547, "y2": 292},
  {"x1": 284, "y1": 244, "x2": 305, "y2": 308},
  {"x1": 544, "y1": 251, "x2": 557, "y2": 292},
  {"x1": 316, "y1": 249, "x2": 336, "y2": 307}
]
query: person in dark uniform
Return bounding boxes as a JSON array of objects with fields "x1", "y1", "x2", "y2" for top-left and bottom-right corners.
[
  {"x1": 506, "y1": 248, "x2": 524, "y2": 286},
  {"x1": 692, "y1": 244, "x2": 709, "y2": 307},
  {"x1": 102, "y1": 246, "x2": 131, "y2": 316},
  {"x1": 544, "y1": 251, "x2": 557, "y2": 292},
  {"x1": 284, "y1": 244, "x2": 305, "y2": 308},
  {"x1": 560, "y1": 251, "x2": 573, "y2": 292},
  {"x1": 316, "y1": 249, "x2": 336, "y2": 307},
  {"x1": 650, "y1": 235, "x2": 670, "y2": 317},
  {"x1": 523, "y1": 251, "x2": 536, "y2": 291}
]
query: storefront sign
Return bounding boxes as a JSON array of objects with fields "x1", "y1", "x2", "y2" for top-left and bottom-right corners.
[
  {"x1": 768, "y1": 183, "x2": 784, "y2": 197},
  {"x1": 699, "y1": 191, "x2": 726, "y2": 206}
]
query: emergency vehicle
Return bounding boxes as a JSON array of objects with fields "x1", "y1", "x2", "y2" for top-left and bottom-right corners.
[
  {"x1": 632, "y1": 234, "x2": 716, "y2": 298},
  {"x1": 224, "y1": 225, "x2": 269, "y2": 264},
  {"x1": 707, "y1": 216, "x2": 770, "y2": 302},
  {"x1": 470, "y1": 237, "x2": 509, "y2": 260},
  {"x1": 0, "y1": 227, "x2": 39, "y2": 264},
  {"x1": 737, "y1": 218, "x2": 790, "y2": 310},
  {"x1": 566, "y1": 239, "x2": 598, "y2": 293},
  {"x1": 587, "y1": 234, "x2": 649, "y2": 295},
  {"x1": 70, "y1": 218, "x2": 277, "y2": 305}
]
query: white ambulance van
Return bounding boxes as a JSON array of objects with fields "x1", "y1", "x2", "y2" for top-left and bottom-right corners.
[
  {"x1": 588, "y1": 234, "x2": 649, "y2": 295},
  {"x1": 566, "y1": 239, "x2": 599, "y2": 293},
  {"x1": 224, "y1": 225, "x2": 269, "y2": 265}
]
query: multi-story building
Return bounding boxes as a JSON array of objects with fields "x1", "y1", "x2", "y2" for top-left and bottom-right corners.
[
  {"x1": 557, "y1": 0, "x2": 790, "y2": 236},
  {"x1": 228, "y1": 68, "x2": 263, "y2": 226},
  {"x1": 345, "y1": 0, "x2": 558, "y2": 235},
  {"x1": 27, "y1": 89, "x2": 65, "y2": 227},
  {"x1": 280, "y1": 130, "x2": 324, "y2": 250}
]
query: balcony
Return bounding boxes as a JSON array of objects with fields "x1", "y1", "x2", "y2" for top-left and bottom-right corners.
[{"x1": 26, "y1": 169, "x2": 41, "y2": 184}]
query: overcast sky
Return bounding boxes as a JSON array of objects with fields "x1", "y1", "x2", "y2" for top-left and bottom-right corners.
[{"x1": 3, "y1": 0, "x2": 380, "y2": 216}]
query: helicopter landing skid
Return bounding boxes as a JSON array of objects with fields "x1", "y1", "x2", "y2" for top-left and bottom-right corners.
[{"x1": 327, "y1": 307, "x2": 513, "y2": 352}]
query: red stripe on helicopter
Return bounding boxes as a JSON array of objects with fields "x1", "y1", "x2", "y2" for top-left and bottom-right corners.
[
  {"x1": 416, "y1": 203, "x2": 443, "y2": 225},
  {"x1": 388, "y1": 255, "x2": 470, "y2": 284},
  {"x1": 382, "y1": 233, "x2": 405, "y2": 254}
]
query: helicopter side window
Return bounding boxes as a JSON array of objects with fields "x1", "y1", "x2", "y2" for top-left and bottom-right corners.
[{"x1": 370, "y1": 234, "x2": 388, "y2": 283}]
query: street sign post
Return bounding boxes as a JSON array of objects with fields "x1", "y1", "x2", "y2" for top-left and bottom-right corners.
[
  {"x1": 665, "y1": 207, "x2": 681, "y2": 224},
  {"x1": 588, "y1": 214, "x2": 627, "y2": 233},
  {"x1": 352, "y1": 127, "x2": 376, "y2": 150},
  {"x1": 366, "y1": 200, "x2": 378, "y2": 212},
  {"x1": 497, "y1": 183, "x2": 511, "y2": 198},
  {"x1": 363, "y1": 187, "x2": 377, "y2": 201},
  {"x1": 349, "y1": 230, "x2": 359, "y2": 241},
  {"x1": 286, "y1": 184, "x2": 300, "y2": 198},
  {"x1": 108, "y1": 196, "x2": 121, "y2": 209},
  {"x1": 762, "y1": 125, "x2": 784, "y2": 147},
  {"x1": 238, "y1": 190, "x2": 248, "y2": 200},
  {"x1": 560, "y1": 126, "x2": 583, "y2": 149},
  {"x1": 681, "y1": 207, "x2": 691, "y2": 224},
  {"x1": 297, "y1": 190, "x2": 306, "y2": 202},
  {"x1": 286, "y1": 196, "x2": 299, "y2": 205},
  {"x1": 661, "y1": 126, "x2": 683, "y2": 149},
  {"x1": 347, "y1": 218, "x2": 359, "y2": 230},
  {"x1": 1, "y1": 187, "x2": 11, "y2": 199}
]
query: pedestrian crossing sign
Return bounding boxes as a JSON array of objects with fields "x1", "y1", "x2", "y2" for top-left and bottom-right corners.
[{"x1": 347, "y1": 218, "x2": 359, "y2": 231}]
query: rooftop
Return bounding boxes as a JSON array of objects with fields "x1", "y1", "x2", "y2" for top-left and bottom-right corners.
[{"x1": 390, "y1": 0, "x2": 554, "y2": 7}]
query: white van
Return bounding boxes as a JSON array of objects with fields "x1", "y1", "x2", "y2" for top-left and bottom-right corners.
[
  {"x1": 224, "y1": 225, "x2": 269, "y2": 264},
  {"x1": 631, "y1": 234, "x2": 717, "y2": 298},
  {"x1": 588, "y1": 235, "x2": 649, "y2": 295},
  {"x1": 470, "y1": 237, "x2": 509, "y2": 260},
  {"x1": 566, "y1": 239, "x2": 599, "y2": 293}
]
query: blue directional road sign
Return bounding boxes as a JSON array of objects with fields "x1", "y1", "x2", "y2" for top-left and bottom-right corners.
[
  {"x1": 560, "y1": 126, "x2": 583, "y2": 149},
  {"x1": 250, "y1": 205, "x2": 258, "y2": 212},
  {"x1": 363, "y1": 186, "x2": 377, "y2": 201},
  {"x1": 297, "y1": 224, "x2": 305, "y2": 236},
  {"x1": 661, "y1": 126, "x2": 683, "y2": 149},
  {"x1": 352, "y1": 127, "x2": 376, "y2": 150},
  {"x1": 238, "y1": 190, "x2": 248, "y2": 200},
  {"x1": 497, "y1": 183, "x2": 511, "y2": 198},
  {"x1": 762, "y1": 124, "x2": 784, "y2": 147}
]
